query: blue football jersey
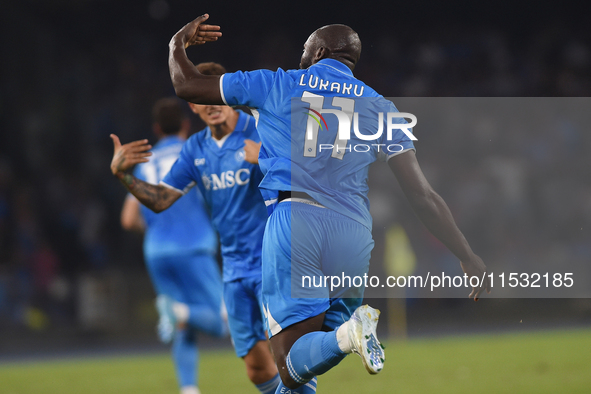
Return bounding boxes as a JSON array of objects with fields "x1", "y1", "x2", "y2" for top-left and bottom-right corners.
[
  {"x1": 220, "y1": 58, "x2": 416, "y2": 230},
  {"x1": 134, "y1": 136, "x2": 217, "y2": 259},
  {"x1": 161, "y1": 111, "x2": 268, "y2": 282}
]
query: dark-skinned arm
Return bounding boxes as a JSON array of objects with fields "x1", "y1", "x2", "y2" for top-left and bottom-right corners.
[
  {"x1": 169, "y1": 14, "x2": 225, "y2": 104},
  {"x1": 110, "y1": 134, "x2": 182, "y2": 213},
  {"x1": 388, "y1": 150, "x2": 491, "y2": 300}
]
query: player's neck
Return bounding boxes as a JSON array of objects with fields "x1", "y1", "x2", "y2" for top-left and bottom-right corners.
[
  {"x1": 210, "y1": 110, "x2": 239, "y2": 141},
  {"x1": 210, "y1": 125, "x2": 231, "y2": 141}
]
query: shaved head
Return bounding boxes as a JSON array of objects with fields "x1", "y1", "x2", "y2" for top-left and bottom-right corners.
[{"x1": 300, "y1": 24, "x2": 361, "y2": 71}]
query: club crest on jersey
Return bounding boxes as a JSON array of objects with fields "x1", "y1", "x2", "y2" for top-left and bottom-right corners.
[{"x1": 235, "y1": 149, "x2": 245, "y2": 163}]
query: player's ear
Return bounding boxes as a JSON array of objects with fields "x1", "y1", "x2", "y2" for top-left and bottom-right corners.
[
  {"x1": 313, "y1": 46, "x2": 329, "y2": 63},
  {"x1": 188, "y1": 102, "x2": 199, "y2": 114}
]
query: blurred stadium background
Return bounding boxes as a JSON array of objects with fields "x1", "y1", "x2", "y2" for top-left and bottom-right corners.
[{"x1": 1, "y1": 0, "x2": 590, "y2": 392}]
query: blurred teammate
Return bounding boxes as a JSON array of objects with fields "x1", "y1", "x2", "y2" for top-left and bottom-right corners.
[
  {"x1": 111, "y1": 63, "x2": 280, "y2": 394},
  {"x1": 166, "y1": 15, "x2": 491, "y2": 393},
  {"x1": 120, "y1": 97, "x2": 227, "y2": 394}
]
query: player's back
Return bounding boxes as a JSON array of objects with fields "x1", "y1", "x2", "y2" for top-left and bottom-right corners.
[
  {"x1": 284, "y1": 61, "x2": 396, "y2": 229},
  {"x1": 221, "y1": 59, "x2": 415, "y2": 229},
  {"x1": 135, "y1": 136, "x2": 217, "y2": 259}
]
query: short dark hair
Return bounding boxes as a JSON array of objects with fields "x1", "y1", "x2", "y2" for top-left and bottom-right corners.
[
  {"x1": 196, "y1": 62, "x2": 226, "y2": 76},
  {"x1": 152, "y1": 97, "x2": 185, "y2": 135}
]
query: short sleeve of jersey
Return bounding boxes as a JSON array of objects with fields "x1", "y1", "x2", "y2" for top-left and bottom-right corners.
[
  {"x1": 220, "y1": 70, "x2": 276, "y2": 108},
  {"x1": 161, "y1": 142, "x2": 198, "y2": 194}
]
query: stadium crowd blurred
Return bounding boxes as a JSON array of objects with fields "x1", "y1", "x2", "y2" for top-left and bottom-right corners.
[{"x1": 1, "y1": 1, "x2": 590, "y2": 335}]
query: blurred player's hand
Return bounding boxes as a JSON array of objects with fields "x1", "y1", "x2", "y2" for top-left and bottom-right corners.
[
  {"x1": 460, "y1": 254, "x2": 491, "y2": 301},
  {"x1": 244, "y1": 139, "x2": 262, "y2": 164},
  {"x1": 173, "y1": 14, "x2": 222, "y2": 49},
  {"x1": 110, "y1": 134, "x2": 152, "y2": 175}
]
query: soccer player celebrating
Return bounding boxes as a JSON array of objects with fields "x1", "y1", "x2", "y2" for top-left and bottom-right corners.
[
  {"x1": 166, "y1": 14, "x2": 491, "y2": 394},
  {"x1": 119, "y1": 97, "x2": 228, "y2": 394},
  {"x1": 110, "y1": 63, "x2": 280, "y2": 394}
]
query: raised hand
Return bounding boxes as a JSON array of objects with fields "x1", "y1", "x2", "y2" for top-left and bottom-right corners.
[
  {"x1": 173, "y1": 14, "x2": 222, "y2": 49},
  {"x1": 110, "y1": 134, "x2": 152, "y2": 175}
]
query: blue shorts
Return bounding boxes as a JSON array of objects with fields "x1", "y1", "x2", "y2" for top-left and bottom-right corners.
[
  {"x1": 146, "y1": 251, "x2": 223, "y2": 314},
  {"x1": 262, "y1": 201, "x2": 374, "y2": 337},
  {"x1": 224, "y1": 274, "x2": 267, "y2": 357}
]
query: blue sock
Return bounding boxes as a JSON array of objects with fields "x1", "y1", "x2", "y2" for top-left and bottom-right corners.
[
  {"x1": 285, "y1": 331, "x2": 346, "y2": 384},
  {"x1": 255, "y1": 373, "x2": 281, "y2": 394},
  {"x1": 187, "y1": 305, "x2": 228, "y2": 337},
  {"x1": 172, "y1": 328, "x2": 198, "y2": 388},
  {"x1": 274, "y1": 377, "x2": 317, "y2": 393}
]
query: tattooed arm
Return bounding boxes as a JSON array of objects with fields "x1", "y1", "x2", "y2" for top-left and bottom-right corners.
[{"x1": 110, "y1": 134, "x2": 182, "y2": 213}]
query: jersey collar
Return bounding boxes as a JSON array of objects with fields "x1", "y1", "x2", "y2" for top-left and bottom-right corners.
[
  {"x1": 234, "y1": 110, "x2": 249, "y2": 133},
  {"x1": 204, "y1": 110, "x2": 250, "y2": 151},
  {"x1": 314, "y1": 58, "x2": 354, "y2": 77}
]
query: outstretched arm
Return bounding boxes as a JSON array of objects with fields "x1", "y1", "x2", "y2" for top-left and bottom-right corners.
[
  {"x1": 110, "y1": 134, "x2": 182, "y2": 213},
  {"x1": 169, "y1": 14, "x2": 224, "y2": 104},
  {"x1": 388, "y1": 150, "x2": 490, "y2": 300}
]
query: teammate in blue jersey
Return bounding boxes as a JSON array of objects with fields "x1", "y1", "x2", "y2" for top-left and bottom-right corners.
[
  {"x1": 119, "y1": 97, "x2": 227, "y2": 394},
  {"x1": 166, "y1": 15, "x2": 491, "y2": 393},
  {"x1": 110, "y1": 63, "x2": 280, "y2": 394}
]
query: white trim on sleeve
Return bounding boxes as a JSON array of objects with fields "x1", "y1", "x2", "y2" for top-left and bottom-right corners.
[
  {"x1": 250, "y1": 109, "x2": 260, "y2": 127},
  {"x1": 159, "y1": 180, "x2": 194, "y2": 196},
  {"x1": 264, "y1": 198, "x2": 278, "y2": 206},
  {"x1": 387, "y1": 147, "x2": 416, "y2": 161},
  {"x1": 219, "y1": 74, "x2": 228, "y2": 105}
]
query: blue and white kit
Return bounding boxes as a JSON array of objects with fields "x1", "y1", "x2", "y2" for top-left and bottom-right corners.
[
  {"x1": 220, "y1": 59, "x2": 416, "y2": 336},
  {"x1": 134, "y1": 135, "x2": 225, "y2": 389},
  {"x1": 134, "y1": 135, "x2": 222, "y2": 324},
  {"x1": 162, "y1": 111, "x2": 269, "y2": 357}
]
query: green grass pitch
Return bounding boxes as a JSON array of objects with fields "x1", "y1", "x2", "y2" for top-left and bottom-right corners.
[{"x1": 1, "y1": 329, "x2": 590, "y2": 393}]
